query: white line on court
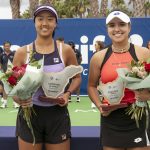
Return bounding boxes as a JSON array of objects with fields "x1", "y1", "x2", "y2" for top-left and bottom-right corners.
[
  {"x1": 9, "y1": 110, "x2": 18, "y2": 113},
  {"x1": 74, "y1": 109, "x2": 97, "y2": 112}
]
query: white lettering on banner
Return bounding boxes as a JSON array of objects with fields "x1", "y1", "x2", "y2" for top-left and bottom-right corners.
[
  {"x1": 80, "y1": 35, "x2": 89, "y2": 64},
  {"x1": 129, "y1": 34, "x2": 143, "y2": 46},
  {"x1": 81, "y1": 35, "x2": 88, "y2": 43},
  {"x1": 11, "y1": 45, "x2": 20, "y2": 51},
  {"x1": 79, "y1": 35, "x2": 106, "y2": 64},
  {"x1": 91, "y1": 35, "x2": 106, "y2": 53},
  {"x1": 0, "y1": 34, "x2": 143, "y2": 65},
  {"x1": 76, "y1": 34, "x2": 143, "y2": 65},
  {"x1": 83, "y1": 68, "x2": 88, "y2": 76}
]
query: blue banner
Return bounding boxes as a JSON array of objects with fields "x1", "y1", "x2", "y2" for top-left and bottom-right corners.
[{"x1": 0, "y1": 18, "x2": 150, "y2": 95}]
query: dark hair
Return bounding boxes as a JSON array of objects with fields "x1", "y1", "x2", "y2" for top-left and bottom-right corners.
[
  {"x1": 3, "y1": 41, "x2": 11, "y2": 46},
  {"x1": 56, "y1": 37, "x2": 64, "y2": 42},
  {"x1": 146, "y1": 40, "x2": 150, "y2": 48},
  {"x1": 68, "y1": 41, "x2": 75, "y2": 49},
  {"x1": 95, "y1": 40, "x2": 105, "y2": 50}
]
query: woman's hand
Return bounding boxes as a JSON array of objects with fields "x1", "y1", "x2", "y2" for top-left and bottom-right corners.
[
  {"x1": 98, "y1": 103, "x2": 128, "y2": 116},
  {"x1": 134, "y1": 89, "x2": 150, "y2": 101},
  {"x1": 58, "y1": 92, "x2": 70, "y2": 107},
  {"x1": 98, "y1": 104, "x2": 112, "y2": 116},
  {"x1": 13, "y1": 96, "x2": 32, "y2": 108}
]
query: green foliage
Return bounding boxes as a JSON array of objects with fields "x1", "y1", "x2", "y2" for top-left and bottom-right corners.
[
  {"x1": 111, "y1": 0, "x2": 124, "y2": 7},
  {"x1": 20, "y1": 0, "x2": 149, "y2": 19},
  {"x1": 144, "y1": 1, "x2": 150, "y2": 16},
  {"x1": 52, "y1": 0, "x2": 90, "y2": 18},
  {"x1": 20, "y1": 8, "x2": 30, "y2": 19},
  {"x1": 111, "y1": 0, "x2": 133, "y2": 17},
  {"x1": 20, "y1": 0, "x2": 90, "y2": 18},
  {"x1": 144, "y1": 1, "x2": 150, "y2": 9}
]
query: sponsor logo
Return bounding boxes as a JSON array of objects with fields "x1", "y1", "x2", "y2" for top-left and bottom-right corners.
[
  {"x1": 61, "y1": 134, "x2": 67, "y2": 140},
  {"x1": 134, "y1": 137, "x2": 142, "y2": 143},
  {"x1": 54, "y1": 58, "x2": 59, "y2": 63}
]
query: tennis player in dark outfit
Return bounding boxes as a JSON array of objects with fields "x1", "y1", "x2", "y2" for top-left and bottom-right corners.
[
  {"x1": 12, "y1": 5, "x2": 81, "y2": 150},
  {"x1": 88, "y1": 10, "x2": 150, "y2": 150}
]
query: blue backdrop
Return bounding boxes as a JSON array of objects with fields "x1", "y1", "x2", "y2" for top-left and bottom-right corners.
[{"x1": 0, "y1": 18, "x2": 150, "y2": 95}]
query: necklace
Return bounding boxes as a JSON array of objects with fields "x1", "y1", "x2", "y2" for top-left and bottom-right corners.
[
  {"x1": 112, "y1": 48, "x2": 130, "y2": 67},
  {"x1": 112, "y1": 43, "x2": 130, "y2": 53}
]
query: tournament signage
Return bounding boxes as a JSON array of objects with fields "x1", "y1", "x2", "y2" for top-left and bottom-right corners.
[{"x1": 0, "y1": 18, "x2": 150, "y2": 95}]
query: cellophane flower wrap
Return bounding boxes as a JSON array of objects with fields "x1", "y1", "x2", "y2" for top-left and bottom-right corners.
[
  {"x1": 117, "y1": 58, "x2": 150, "y2": 128},
  {"x1": 0, "y1": 58, "x2": 43, "y2": 144}
]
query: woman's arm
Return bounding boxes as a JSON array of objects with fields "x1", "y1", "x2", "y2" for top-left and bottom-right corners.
[
  {"x1": 88, "y1": 52, "x2": 103, "y2": 108},
  {"x1": 135, "y1": 45, "x2": 150, "y2": 61},
  {"x1": 58, "y1": 44, "x2": 82, "y2": 106},
  {"x1": 64, "y1": 44, "x2": 81, "y2": 92},
  {"x1": 13, "y1": 46, "x2": 27, "y2": 66}
]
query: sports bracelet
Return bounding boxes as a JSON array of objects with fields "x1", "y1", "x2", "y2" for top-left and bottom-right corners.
[{"x1": 66, "y1": 90, "x2": 72, "y2": 96}]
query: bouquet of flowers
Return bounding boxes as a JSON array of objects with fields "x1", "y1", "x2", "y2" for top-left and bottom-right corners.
[
  {"x1": 117, "y1": 59, "x2": 150, "y2": 128},
  {"x1": 0, "y1": 58, "x2": 43, "y2": 144}
]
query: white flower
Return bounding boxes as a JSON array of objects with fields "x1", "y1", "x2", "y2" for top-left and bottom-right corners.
[
  {"x1": 137, "y1": 71, "x2": 147, "y2": 79},
  {"x1": 132, "y1": 66, "x2": 139, "y2": 73}
]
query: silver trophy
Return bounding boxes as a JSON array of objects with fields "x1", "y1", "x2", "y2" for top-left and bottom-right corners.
[
  {"x1": 42, "y1": 65, "x2": 83, "y2": 98},
  {"x1": 98, "y1": 77, "x2": 125, "y2": 104}
]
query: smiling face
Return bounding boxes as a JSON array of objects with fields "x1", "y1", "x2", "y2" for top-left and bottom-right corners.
[
  {"x1": 107, "y1": 18, "x2": 131, "y2": 44},
  {"x1": 34, "y1": 11, "x2": 57, "y2": 38}
]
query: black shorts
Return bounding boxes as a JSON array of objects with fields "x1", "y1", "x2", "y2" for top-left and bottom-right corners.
[
  {"x1": 16, "y1": 105, "x2": 71, "y2": 144},
  {"x1": 100, "y1": 107, "x2": 150, "y2": 148}
]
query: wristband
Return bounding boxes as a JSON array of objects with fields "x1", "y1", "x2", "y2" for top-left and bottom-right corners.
[{"x1": 66, "y1": 90, "x2": 72, "y2": 96}]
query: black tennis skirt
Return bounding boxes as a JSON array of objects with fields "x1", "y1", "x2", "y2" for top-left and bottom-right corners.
[{"x1": 100, "y1": 107, "x2": 150, "y2": 148}]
